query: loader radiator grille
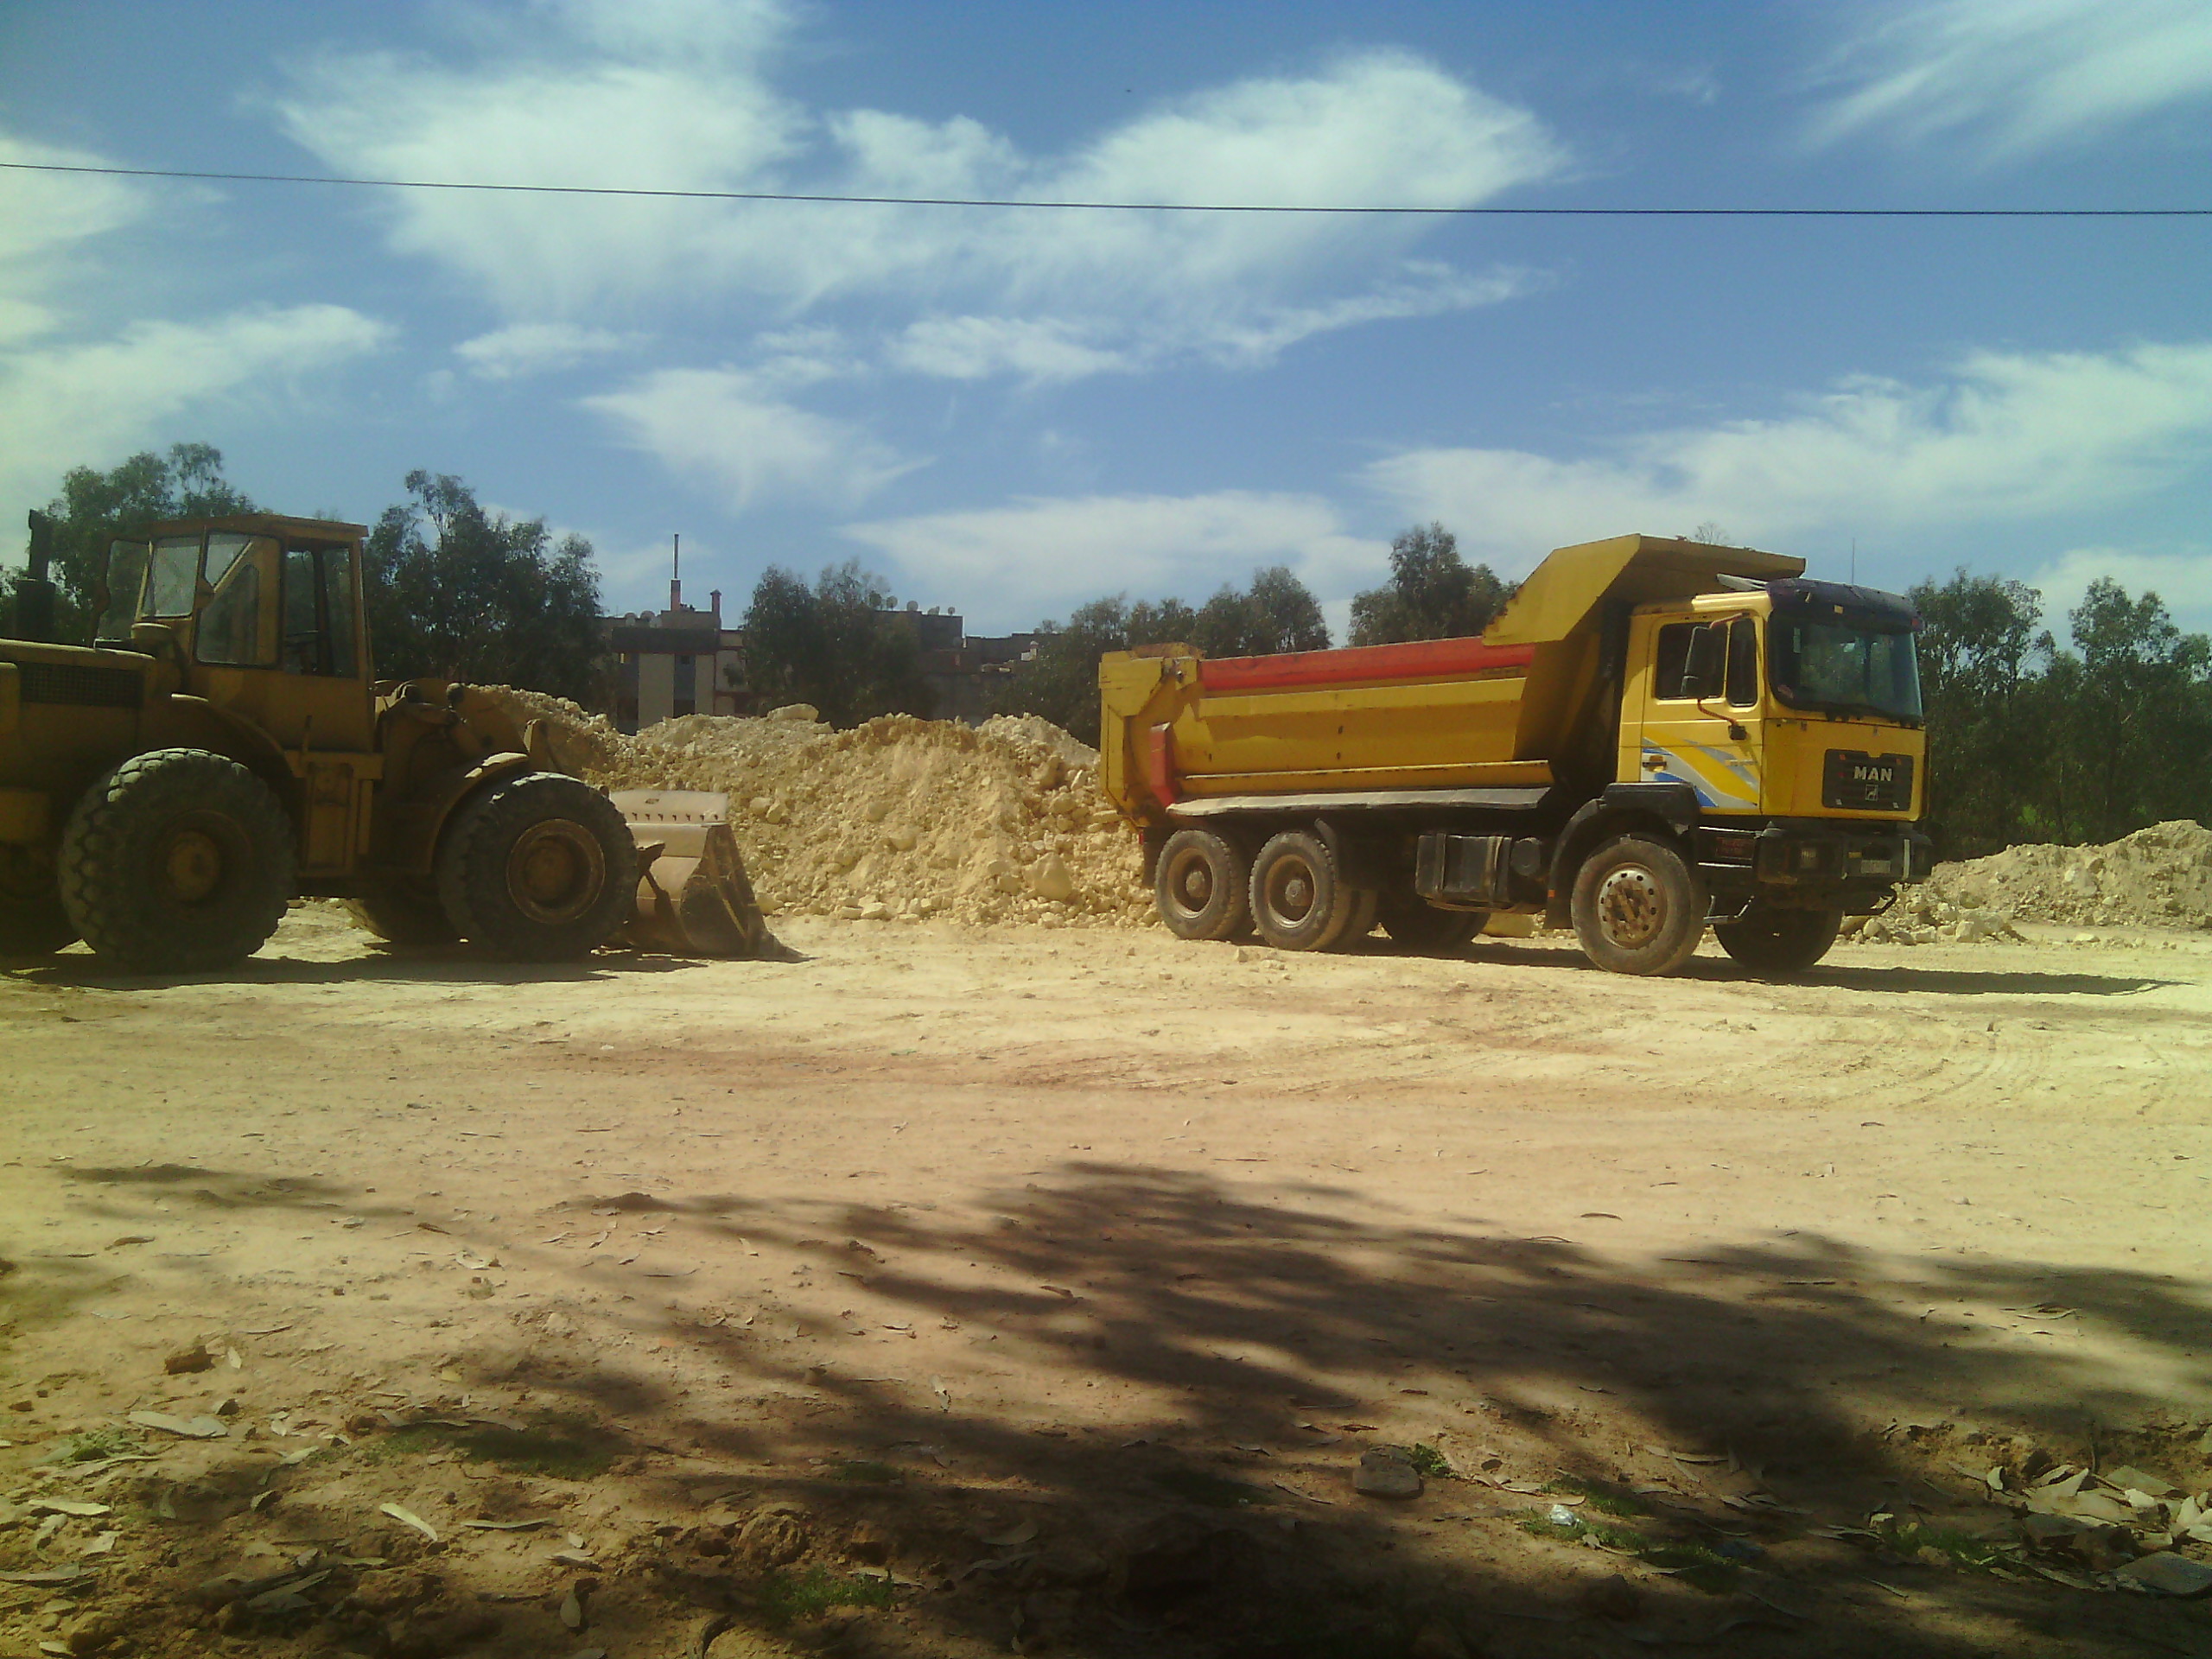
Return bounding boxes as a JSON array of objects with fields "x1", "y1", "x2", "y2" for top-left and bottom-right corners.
[{"x1": 12, "y1": 661, "x2": 143, "y2": 709}]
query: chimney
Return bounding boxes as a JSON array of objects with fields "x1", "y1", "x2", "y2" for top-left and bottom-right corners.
[
  {"x1": 670, "y1": 532, "x2": 682, "y2": 612},
  {"x1": 709, "y1": 588, "x2": 721, "y2": 623}
]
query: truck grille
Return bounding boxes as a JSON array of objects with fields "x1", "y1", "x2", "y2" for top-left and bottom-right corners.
[
  {"x1": 1822, "y1": 749, "x2": 1912, "y2": 811},
  {"x1": 13, "y1": 660, "x2": 143, "y2": 709}
]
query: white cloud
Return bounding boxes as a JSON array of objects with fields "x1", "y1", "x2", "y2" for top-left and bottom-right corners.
[
  {"x1": 842, "y1": 491, "x2": 1387, "y2": 630},
  {"x1": 272, "y1": 3, "x2": 1563, "y2": 335},
  {"x1": 582, "y1": 366, "x2": 920, "y2": 512},
  {"x1": 1366, "y1": 340, "x2": 2212, "y2": 573},
  {"x1": 1808, "y1": 0, "x2": 2212, "y2": 160},
  {"x1": 887, "y1": 317, "x2": 1136, "y2": 384},
  {"x1": 0, "y1": 304, "x2": 392, "y2": 556},
  {"x1": 2028, "y1": 544, "x2": 2212, "y2": 635},
  {"x1": 0, "y1": 131, "x2": 144, "y2": 346},
  {"x1": 455, "y1": 321, "x2": 639, "y2": 379}
]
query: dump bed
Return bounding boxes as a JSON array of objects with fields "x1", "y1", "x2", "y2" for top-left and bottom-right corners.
[{"x1": 1099, "y1": 534, "x2": 1805, "y2": 823}]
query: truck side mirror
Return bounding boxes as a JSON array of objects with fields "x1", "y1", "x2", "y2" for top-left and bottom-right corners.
[{"x1": 1678, "y1": 624, "x2": 1725, "y2": 699}]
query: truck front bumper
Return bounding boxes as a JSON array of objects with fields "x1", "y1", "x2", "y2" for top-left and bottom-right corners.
[{"x1": 1698, "y1": 820, "x2": 1933, "y2": 908}]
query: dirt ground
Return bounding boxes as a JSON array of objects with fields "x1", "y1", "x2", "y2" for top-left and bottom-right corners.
[{"x1": 3, "y1": 910, "x2": 2211, "y2": 1659}]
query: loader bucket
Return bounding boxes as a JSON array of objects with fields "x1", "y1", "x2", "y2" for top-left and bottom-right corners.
[{"x1": 607, "y1": 789, "x2": 782, "y2": 957}]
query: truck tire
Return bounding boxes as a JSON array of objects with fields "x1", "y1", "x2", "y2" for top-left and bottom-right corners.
[
  {"x1": 1378, "y1": 896, "x2": 1483, "y2": 954},
  {"x1": 1714, "y1": 906, "x2": 1842, "y2": 975},
  {"x1": 1329, "y1": 887, "x2": 1380, "y2": 950},
  {"x1": 0, "y1": 855, "x2": 77, "y2": 957},
  {"x1": 345, "y1": 874, "x2": 458, "y2": 946},
  {"x1": 57, "y1": 748, "x2": 296, "y2": 975},
  {"x1": 1249, "y1": 829, "x2": 1357, "y2": 951},
  {"x1": 1570, "y1": 834, "x2": 1707, "y2": 976},
  {"x1": 436, "y1": 772, "x2": 636, "y2": 961},
  {"x1": 1154, "y1": 827, "x2": 1249, "y2": 941}
]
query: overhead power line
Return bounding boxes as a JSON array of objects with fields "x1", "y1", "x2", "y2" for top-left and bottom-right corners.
[{"x1": 3, "y1": 159, "x2": 2206, "y2": 217}]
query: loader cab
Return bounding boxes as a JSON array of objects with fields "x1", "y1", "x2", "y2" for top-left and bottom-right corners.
[{"x1": 97, "y1": 514, "x2": 378, "y2": 875}]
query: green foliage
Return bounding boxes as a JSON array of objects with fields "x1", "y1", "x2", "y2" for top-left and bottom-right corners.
[
  {"x1": 5, "y1": 442, "x2": 254, "y2": 640},
  {"x1": 356, "y1": 1413, "x2": 618, "y2": 1478},
  {"x1": 827, "y1": 1459, "x2": 901, "y2": 1484},
  {"x1": 1348, "y1": 523, "x2": 1511, "y2": 646},
  {"x1": 1519, "y1": 1510, "x2": 1737, "y2": 1592},
  {"x1": 1402, "y1": 1443, "x2": 1452, "y2": 1478},
  {"x1": 741, "y1": 560, "x2": 934, "y2": 728},
  {"x1": 993, "y1": 566, "x2": 1330, "y2": 747},
  {"x1": 1910, "y1": 569, "x2": 2212, "y2": 855},
  {"x1": 54, "y1": 1427, "x2": 147, "y2": 1463},
  {"x1": 1544, "y1": 1474, "x2": 1649, "y2": 1516},
  {"x1": 365, "y1": 471, "x2": 605, "y2": 704},
  {"x1": 1868, "y1": 1516, "x2": 2014, "y2": 1573},
  {"x1": 758, "y1": 1567, "x2": 896, "y2": 1626}
]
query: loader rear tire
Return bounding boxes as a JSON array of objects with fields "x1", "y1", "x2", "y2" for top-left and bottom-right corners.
[
  {"x1": 0, "y1": 850, "x2": 77, "y2": 957},
  {"x1": 345, "y1": 875, "x2": 458, "y2": 946},
  {"x1": 1714, "y1": 906, "x2": 1842, "y2": 975},
  {"x1": 1154, "y1": 828, "x2": 1249, "y2": 941},
  {"x1": 58, "y1": 748, "x2": 295, "y2": 975},
  {"x1": 1249, "y1": 829, "x2": 1357, "y2": 952},
  {"x1": 437, "y1": 772, "x2": 635, "y2": 961},
  {"x1": 1377, "y1": 896, "x2": 1482, "y2": 954}
]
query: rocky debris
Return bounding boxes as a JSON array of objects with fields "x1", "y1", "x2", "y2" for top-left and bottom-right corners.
[
  {"x1": 1842, "y1": 888, "x2": 2024, "y2": 946},
  {"x1": 1923, "y1": 819, "x2": 2212, "y2": 932},
  {"x1": 472, "y1": 694, "x2": 1151, "y2": 930},
  {"x1": 1353, "y1": 1447, "x2": 1423, "y2": 1499},
  {"x1": 2116, "y1": 1552, "x2": 2212, "y2": 1598},
  {"x1": 737, "y1": 1505, "x2": 812, "y2": 1567}
]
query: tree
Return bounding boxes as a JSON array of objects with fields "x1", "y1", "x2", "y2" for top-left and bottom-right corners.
[
  {"x1": 1908, "y1": 569, "x2": 2049, "y2": 857},
  {"x1": 741, "y1": 559, "x2": 934, "y2": 727},
  {"x1": 2044, "y1": 579, "x2": 2212, "y2": 844},
  {"x1": 4, "y1": 442, "x2": 253, "y2": 639},
  {"x1": 1348, "y1": 523, "x2": 1511, "y2": 646},
  {"x1": 993, "y1": 568, "x2": 1332, "y2": 747},
  {"x1": 365, "y1": 471, "x2": 605, "y2": 704}
]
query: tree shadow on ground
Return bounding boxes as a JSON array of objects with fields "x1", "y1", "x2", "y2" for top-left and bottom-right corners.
[{"x1": 501, "y1": 1163, "x2": 2212, "y2": 1659}]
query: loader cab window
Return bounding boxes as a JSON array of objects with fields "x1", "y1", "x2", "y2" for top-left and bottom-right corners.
[
  {"x1": 96, "y1": 539, "x2": 149, "y2": 641},
  {"x1": 283, "y1": 543, "x2": 358, "y2": 677},
  {"x1": 143, "y1": 535, "x2": 200, "y2": 618},
  {"x1": 196, "y1": 534, "x2": 280, "y2": 667}
]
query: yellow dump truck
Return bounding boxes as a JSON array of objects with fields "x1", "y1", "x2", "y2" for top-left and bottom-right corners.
[{"x1": 1098, "y1": 533, "x2": 1929, "y2": 976}]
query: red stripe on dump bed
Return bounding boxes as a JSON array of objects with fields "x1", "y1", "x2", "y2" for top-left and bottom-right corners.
[{"x1": 1197, "y1": 635, "x2": 1535, "y2": 692}]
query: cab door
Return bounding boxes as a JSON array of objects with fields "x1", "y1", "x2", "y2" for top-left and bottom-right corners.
[
  {"x1": 1630, "y1": 613, "x2": 1764, "y2": 816},
  {"x1": 192, "y1": 534, "x2": 378, "y2": 874}
]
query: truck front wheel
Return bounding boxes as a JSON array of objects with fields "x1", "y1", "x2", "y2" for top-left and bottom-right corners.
[
  {"x1": 1571, "y1": 835, "x2": 1707, "y2": 976},
  {"x1": 436, "y1": 772, "x2": 636, "y2": 961},
  {"x1": 1154, "y1": 828, "x2": 1249, "y2": 941},
  {"x1": 1713, "y1": 906, "x2": 1842, "y2": 975},
  {"x1": 1249, "y1": 829, "x2": 1357, "y2": 951},
  {"x1": 58, "y1": 748, "x2": 296, "y2": 975}
]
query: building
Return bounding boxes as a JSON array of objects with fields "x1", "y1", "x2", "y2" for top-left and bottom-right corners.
[
  {"x1": 608, "y1": 566, "x2": 749, "y2": 734},
  {"x1": 899, "y1": 601, "x2": 1036, "y2": 721}
]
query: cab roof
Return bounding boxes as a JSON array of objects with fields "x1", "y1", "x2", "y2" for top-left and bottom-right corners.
[{"x1": 136, "y1": 513, "x2": 367, "y2": 542}]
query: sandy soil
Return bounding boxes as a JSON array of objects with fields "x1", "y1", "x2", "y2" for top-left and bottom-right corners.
[{"x1": 3, "y1": 912, "x2": 2210, "y2": 1659}]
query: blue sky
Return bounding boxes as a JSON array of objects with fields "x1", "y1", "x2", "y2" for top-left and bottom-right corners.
[{"x1": 3, "y1": 0, "x2": 2209, "y2": 641}]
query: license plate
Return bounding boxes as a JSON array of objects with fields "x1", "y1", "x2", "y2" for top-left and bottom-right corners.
[{"x1": 1859, "y1": 857, "x2": 1893, "y2": 876}]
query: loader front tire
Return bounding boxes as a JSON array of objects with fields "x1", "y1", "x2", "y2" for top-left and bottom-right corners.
[
  {"x1": 437, "y1": 772, "x2": 635, "y2": 961},
  {"x1": 345, "y1": 874, "x2": 458, "y2": 946},
  {"x1": 1154, "y1": 828, "x2": 1249, "y2": 941},
  {"x1": 58, "y1": 748, "x2": 295, "y2": 975}
]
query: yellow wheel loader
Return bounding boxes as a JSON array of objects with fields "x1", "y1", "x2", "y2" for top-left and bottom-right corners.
[{"x1": 0, "y1": 512, "x2": 774, "y2": 973}]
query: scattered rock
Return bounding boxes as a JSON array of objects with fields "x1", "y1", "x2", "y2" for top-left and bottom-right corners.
[
  {"x1": 845, "y1": 1520, "x2": 891, "y2": 1566},
  {"x1": 1353, "y1": 1448, "x2": 1423, "y2": 1499},
  {"x1": 2115, "y1": 1552, "x2": 2212, "y2": 1599},
  {"x1": 163, "y1": 1344, "x2": 213, "y2": 1375},
  {"x1": 737, "y1": 1507, "x2": 810, "y2": 1567}
]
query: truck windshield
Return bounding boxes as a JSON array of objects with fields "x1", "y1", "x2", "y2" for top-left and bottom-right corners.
[{"x1": 1769, "y1": 616, "x2": 1923, "y2": 724}]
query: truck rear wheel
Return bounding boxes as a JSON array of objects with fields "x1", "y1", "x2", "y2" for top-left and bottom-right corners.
[
  {"x1": 345, "y1": 874, "x2": 459, "y2": 946},
  {"x1": 1571, "y1": 834, "x2": 1707, "y2": 976},
  {"x1": 1249, "y1": 829, "x2": 1357, "y2": 951},
  {"x1": 1378, "y1": 896, "x2": 1483, "y2": 954},
  {"x1": 1154, "y1": 828, "x2": 1249, "y2": 941},
  {"x1": 1714, "y1": 906, "x2": 1842, "y2": 975},
  {"x1": 436, "y1": 772, "x2": 636, "y2": 961},
  {"x1": 58, "y1": 748, "x2": 295, "y2": 975},
  {"x1": 0, "y1": 849, "x2": 77, "y2": 957}
]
